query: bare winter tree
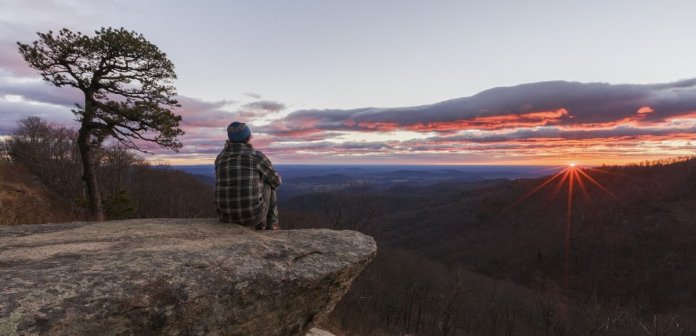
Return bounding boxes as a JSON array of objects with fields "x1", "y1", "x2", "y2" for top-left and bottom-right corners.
[{"x1": 17, "y1": 27, "x2": 184, "y2": 220}]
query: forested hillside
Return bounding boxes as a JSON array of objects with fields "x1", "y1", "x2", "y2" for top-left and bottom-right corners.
[
  {"x1": 0, "y1": 117, "x2": 215, "y2": 224},
  {"x1": 282, "y1": 157, "x2": 696, "y2": 335}
]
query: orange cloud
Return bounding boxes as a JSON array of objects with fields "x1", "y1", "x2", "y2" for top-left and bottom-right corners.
[
  {"x1": 637, "y1": 106, "x2": 654, "y2": 114},
  {"x1": 353, "y1": 109, "x2": 570, "y2": 132}
]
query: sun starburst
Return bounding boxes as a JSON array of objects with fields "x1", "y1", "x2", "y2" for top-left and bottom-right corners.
[{"x1": 507, "y1": 163, "x2": 618, "y2": 318}]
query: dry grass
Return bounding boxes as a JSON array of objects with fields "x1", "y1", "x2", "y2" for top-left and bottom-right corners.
[{"x1": 0, "y1": 162, "x2": 88, "y2": 225}]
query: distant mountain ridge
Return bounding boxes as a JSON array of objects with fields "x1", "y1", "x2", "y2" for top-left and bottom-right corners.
[
  {"x1": 171, "y1": 164, "x2": 552, "y2": 199},
  {"x1": 286, "y1": 174, "x2": 354, "y2": 184},
  {"x1": 171, "y1": 164, "x2": 553, "y2": 179}
]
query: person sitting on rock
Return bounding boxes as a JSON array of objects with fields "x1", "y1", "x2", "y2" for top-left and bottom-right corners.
[{"x1": 215, "y1": 121, "x2": 281, "y2": 230}]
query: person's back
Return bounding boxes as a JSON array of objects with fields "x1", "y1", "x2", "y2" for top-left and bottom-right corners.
[{"x1": 215, "y1": 122, "x2": 281, "y2": 229}]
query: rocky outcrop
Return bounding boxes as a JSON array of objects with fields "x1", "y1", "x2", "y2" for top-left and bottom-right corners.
[{"x1": 0, "y1": 219, "x2": 376, "y2": 336}]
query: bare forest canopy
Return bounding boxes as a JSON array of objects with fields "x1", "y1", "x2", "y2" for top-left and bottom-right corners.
[
  {"x1": 0, "y1": 117, "x2": 213, "y2": 224},
  {"x1": 280, "y1": 156, "x2": 696, "y2": 335}
]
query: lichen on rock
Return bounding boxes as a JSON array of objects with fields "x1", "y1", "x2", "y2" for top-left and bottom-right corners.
[{"x1": 0, "y1": 218, "x2": 376, "y2": 336}]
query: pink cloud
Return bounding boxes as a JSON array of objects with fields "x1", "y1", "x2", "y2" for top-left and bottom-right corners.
[{"x1": 176, "y1": 97, "x2": 235, "y2": 128}]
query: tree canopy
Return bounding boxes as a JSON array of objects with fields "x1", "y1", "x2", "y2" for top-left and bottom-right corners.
[
  {"x1": 17, "y1": 27, "x2": 184, "y2": 150},
  {"x1": 17, "y1": 27, "x2": 185, "y2": 220}
]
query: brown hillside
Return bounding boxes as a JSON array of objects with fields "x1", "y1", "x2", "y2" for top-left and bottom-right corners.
[{"x1": 0, "y1": 162, "x2": 87, "y2": 225}]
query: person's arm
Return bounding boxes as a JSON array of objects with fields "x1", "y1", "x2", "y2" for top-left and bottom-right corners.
[{"x1": 256, "y1": 152, "x2": 282, "y2": 189}]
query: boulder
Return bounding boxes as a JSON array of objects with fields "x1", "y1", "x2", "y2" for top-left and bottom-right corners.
[{"x1": 0, "y1": 219, "x2": 376, "y2": 336}]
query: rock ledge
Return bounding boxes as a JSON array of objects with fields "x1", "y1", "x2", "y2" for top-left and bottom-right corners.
[{"x1": 0, "y1": 219, "x2": 376, "y2": 336}]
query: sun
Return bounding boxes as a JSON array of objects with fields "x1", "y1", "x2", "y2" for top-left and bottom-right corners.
[{"x1": 507, "y1": 163, "x2": 618, "y2": 318}]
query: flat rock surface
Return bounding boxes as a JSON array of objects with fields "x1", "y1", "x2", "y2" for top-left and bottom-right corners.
[{"x1": 0, "y1": 219, "x2": 376, "y2": 336}]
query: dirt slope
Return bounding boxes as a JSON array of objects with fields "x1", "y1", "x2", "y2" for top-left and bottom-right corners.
[{"x1": 0, "y1": 162, "x2": 86, "y2": 224}]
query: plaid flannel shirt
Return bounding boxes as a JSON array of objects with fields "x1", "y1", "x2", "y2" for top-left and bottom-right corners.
[{"x1": 215, "y1": 141, "x2": 281, "y2": 225}]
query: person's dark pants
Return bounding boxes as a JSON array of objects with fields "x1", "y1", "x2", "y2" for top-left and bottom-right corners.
[{"x1": 254, "y1": 182, "x2": 279, "y2": 230}]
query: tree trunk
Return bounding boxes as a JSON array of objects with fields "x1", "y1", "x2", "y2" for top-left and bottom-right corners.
[{"x1": 77, "y1": 126, "x2": 104, "y2": 221}]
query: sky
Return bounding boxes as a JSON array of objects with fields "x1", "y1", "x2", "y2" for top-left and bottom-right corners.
[{"x1": 1, "y1": 0, "x2": 696, "y2": 165}]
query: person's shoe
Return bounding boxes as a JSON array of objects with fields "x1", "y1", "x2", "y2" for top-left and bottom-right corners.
[
  {"x1": 266, "y1": 223, "x2": 281, "y2": 230},
  {"x1": 254, "y1": 222, "x2": 265, "y2": 230}
]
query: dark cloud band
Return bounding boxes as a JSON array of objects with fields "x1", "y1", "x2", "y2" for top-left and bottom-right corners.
[{"x1": 261, "y1": 79, "x2": 696, "y2": 136}]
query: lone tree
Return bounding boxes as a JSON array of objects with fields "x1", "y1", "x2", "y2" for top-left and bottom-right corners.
[{"x1": 18, "y1": 27, "x2": 184, "y2": 221}]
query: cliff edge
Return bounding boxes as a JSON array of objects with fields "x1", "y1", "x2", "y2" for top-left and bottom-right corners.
[{"x1": 0, "y1": 218, "x2": 376, "y2": 335}]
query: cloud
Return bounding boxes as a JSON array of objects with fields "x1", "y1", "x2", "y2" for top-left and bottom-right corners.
[
  {"x1": 175, "y1": 96, "x2": 287, "y2": 127},
  {"x1": 237, "y1": 100, "x2": 286, "y2": 119},
  {"x1": 0, "y1": 77, "x2": 81, "y2": 134},
  {"x1": 0, "y1": 77, "x2": 83, "y2": 107},
  {"x1": 238, "y1": 78, "x2": 696, "y2": 163},
  {"x1": 268, "y1": 140, "x2": 391, "y2": 151},
  {"x1": 175, "y1": 96, "x2": 236, "y2": 128},
  {"x1": 0, "y1": 98, "x2": 76, "y2": 134},
  {"x1": 1, "y1": 1, "x2": 125, "y2": 76},
  {"x1": 261, "y1": 79, "x2": 696, "y2": 136},
  {"x1": 416, "y1": 123, "x2": 696, "y2": 144}
]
